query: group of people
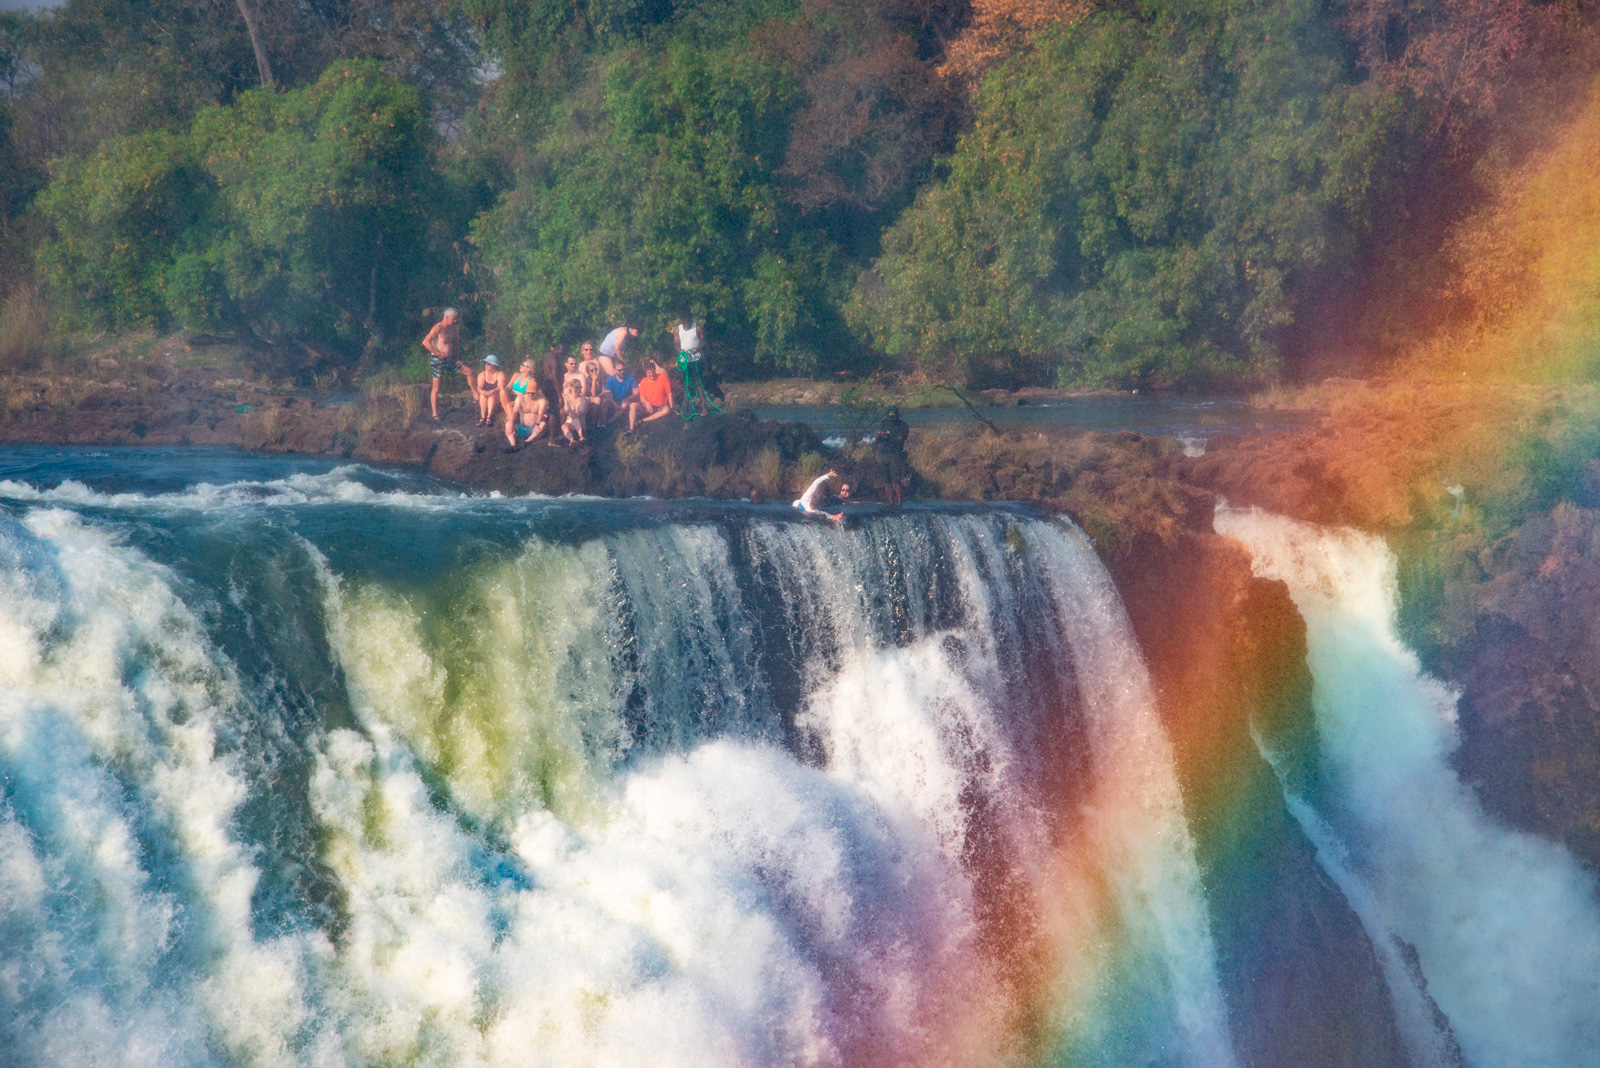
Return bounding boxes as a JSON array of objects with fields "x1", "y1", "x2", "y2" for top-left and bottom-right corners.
[
  {"x1": 420, "y1": 307, "x2": 912, "y2": 508},
  {"x1": 422, "y1": 310, "x2": 709, "y2": 447}
]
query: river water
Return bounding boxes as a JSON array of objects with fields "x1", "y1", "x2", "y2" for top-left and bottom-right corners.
[
  {"x1": 746, "y1": 395, "x2": 1312, "y2": 445},
  {"x1": 1, "y1": 448, "x2": 1595, "y2": 1068}
]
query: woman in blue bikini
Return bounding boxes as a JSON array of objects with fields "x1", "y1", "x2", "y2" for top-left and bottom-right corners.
[{"x1": 503, "y1": 359, "x2": 549, "y2": 445}]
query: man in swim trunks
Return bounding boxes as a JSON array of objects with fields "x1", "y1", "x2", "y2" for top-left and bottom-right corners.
[
  {"x1": 422, "y1": 307, "x2": 474, "y2": 423},
  {"x1": 793, "y1": 469, "x2": 844, "y2": 525},
  {"x1": 504, "y1": 360, "x2": 550, "y2": 446},
  {"x1": 598, "y1": 325, "x2": 639, "y2": 378},
  {"x1": 637, "y1": 357, "x2": 676, "y2": 423}
]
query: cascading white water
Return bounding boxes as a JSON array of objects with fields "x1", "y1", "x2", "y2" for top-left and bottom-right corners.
[
  {"x1": 0, "y1": 463, "x2": 1233, "y2": 1068},
  {"x1": 0, "y1": 508, "x2": 314, "y2": 1068},
  {"x1": 1216, "y1": 505, "x2": 1600, "y2": 1068}
]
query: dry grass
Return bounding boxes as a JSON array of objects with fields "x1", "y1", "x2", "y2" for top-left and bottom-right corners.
[
  {"x1": 245, "y1": 404, "x2": 285, "y2": 444},
  {"x1": 616, "y1": 434, "x2": 645, "y2": 466},
  {"x1": 363, "y1": 380, "x2": 422, "y2": 428},
  {"x1": 388, "y1": 383, "x2": 422, "y2": 428},
  {"x1": 798, "y1": 450, "x2": 825, "y2": 483},
  {"x1": 356, "y1": 399, "x2": 384, "y2": 433},
  {"x1": 653, "y1": 450, "x2": 683, "y2": 493},
  {"x1": 0, "y1": 287, "x2": 54, "y2": 372},
  {"x1": 756, "y1": 445, "x2": 783, "y2": 494}
]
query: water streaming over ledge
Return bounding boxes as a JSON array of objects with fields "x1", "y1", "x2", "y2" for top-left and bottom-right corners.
[
  {"x1": 1217, "y1": 506, "x2": 1600, "y2": 1068},
  {"x1": 0, "y1": 452, "x2": 1233, "y2": 1068}
]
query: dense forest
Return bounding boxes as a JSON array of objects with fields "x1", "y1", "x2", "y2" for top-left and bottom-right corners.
[{"x1": 1, "y1": 0, "x2": 1596, "y2": 388}]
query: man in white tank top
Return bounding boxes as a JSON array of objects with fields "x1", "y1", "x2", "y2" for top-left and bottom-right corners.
[{"x1": 676, "y1": 319, "x2": 702, "y2": 361}]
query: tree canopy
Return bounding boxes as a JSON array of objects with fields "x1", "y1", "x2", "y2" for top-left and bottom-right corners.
[{"x1": 3, "y1": 0, "x2": 1593, "y2": 386}]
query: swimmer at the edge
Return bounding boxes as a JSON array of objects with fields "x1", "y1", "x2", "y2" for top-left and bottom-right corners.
[{"x1": 793, "y1": 469, "x2": 844, "y2": 525}]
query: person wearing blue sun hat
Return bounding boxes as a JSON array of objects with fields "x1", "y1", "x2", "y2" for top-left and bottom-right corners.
[{"x1": 476, "y1": 354, "x2": 508, "y2": 426}]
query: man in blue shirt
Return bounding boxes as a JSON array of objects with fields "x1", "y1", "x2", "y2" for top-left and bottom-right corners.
[{"x1": 605, "y1": 363, "x2": 643, "y2": 431}]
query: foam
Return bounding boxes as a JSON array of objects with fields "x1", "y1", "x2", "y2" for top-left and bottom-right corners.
[
  {"x1": 0, "y1": 486, "x2": 1241, "y2": 1067},
  {"x1": 1218, "y1": 505, "x2": 1600, "y2": 1067},
  {"x1": 0, "y1": 466, "x2": 494, "y2": 513},
  {"x1": 0, "y1": 508, "x2": 315, "y2": 1068}
]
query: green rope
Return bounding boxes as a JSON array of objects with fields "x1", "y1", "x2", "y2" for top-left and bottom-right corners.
[{"x1": 678, "y1": 352, "x2": 723, "y2": 421}]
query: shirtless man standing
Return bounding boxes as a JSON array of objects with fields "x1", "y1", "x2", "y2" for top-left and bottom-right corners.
[{"x1": 422, "y1": 308, "x2": 475, "y2": 423}]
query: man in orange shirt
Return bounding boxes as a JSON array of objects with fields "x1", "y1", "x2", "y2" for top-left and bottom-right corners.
[{"x1": 637, "y1": 357, "x2": 676, "y2": 423}]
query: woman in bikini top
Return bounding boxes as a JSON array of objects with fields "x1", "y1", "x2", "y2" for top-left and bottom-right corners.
[
  {"x1": 476, "y1": 360, "x2": 509, "y2": 426},
  {"x1": 509, "y1": 361, "x2": 536, "y2": 395}
]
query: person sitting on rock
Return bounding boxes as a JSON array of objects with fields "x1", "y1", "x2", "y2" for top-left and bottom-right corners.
[
  {"x1": 506, "y1": 357, "x2": 538, "y2": 400},
  {"x1": 504, "y1": 359, "x2": 548, "y2": 445},
  {"x1": 582, "y1": 358, "x2": 616, "y2": 424},
  {"x1": 476, "y1": 355, "x2": 508, "y2": 427},
  {"x1": 421, "y1": 307, "x2": 474, "y2": 423},
  {"x1": 577, "y1": 342, "x2": 604, "y2": 389},
  {"x1": 561, "y1": 378, "x2": 590, "y2": 444},
  {"x1": 605, "y1": 361, "x2": 644, "y2": 432},
  {"x1": 505, "y1": 386, "x2": 549, "y2": 446},
  {"x1": 637, "y1": 357, "x2": 676, "y2": 424}
]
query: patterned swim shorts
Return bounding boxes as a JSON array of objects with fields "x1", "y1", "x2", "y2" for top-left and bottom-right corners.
[{"x1": 430, "y1": 355, "x2": 466, "y2": 379}]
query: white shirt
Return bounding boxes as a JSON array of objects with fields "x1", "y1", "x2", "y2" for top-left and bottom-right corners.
[
  {"x1": 793, "y1": 474, "x2": 831, "y2": 512},
  {"x1": 677, "y1": 322, "x2": 702, "y2": 357}
]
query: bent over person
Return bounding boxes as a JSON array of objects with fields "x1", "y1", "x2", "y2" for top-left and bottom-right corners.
[
  {"x1": 422, "y1": 307, "x2": 475, "y2": 423},
  {"x1": 793, "y1": 469, "x2": 844, "y2": 525}
]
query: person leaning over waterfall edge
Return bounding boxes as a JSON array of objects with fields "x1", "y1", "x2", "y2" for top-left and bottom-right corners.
[{"x1": 793, "y1": 469, "x2": 844, "y2": 525}]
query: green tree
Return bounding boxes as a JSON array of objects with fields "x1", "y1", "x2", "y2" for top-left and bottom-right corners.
[
  {"x1": 36, "y1": 61, "x2": 445, "y2": 357},
  {"x1": 35, "y1": 129, "x2": 211, "y2": 329},
  {"x1": 856, "y1": 0, "x2": 1409, "y2": 388},
  {"x1": 184, "y1": 60, "x2": 438, "y2": 355},
  {"x1": 474, "y1": 39, "x2": 856, "y2": 371}
]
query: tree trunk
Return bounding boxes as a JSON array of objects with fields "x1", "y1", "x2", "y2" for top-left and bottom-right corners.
[{"x1": 235, "y1": 0, "x2": 275, "y2": 88}]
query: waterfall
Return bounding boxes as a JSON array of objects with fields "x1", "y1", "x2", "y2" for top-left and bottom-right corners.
[
  {"x1": 1216, "y1": 505, "x2": 1600, "y2": 1068},
  {"x1": 0, "y1": 458, "x2": 1232, "y2": 1067}
]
